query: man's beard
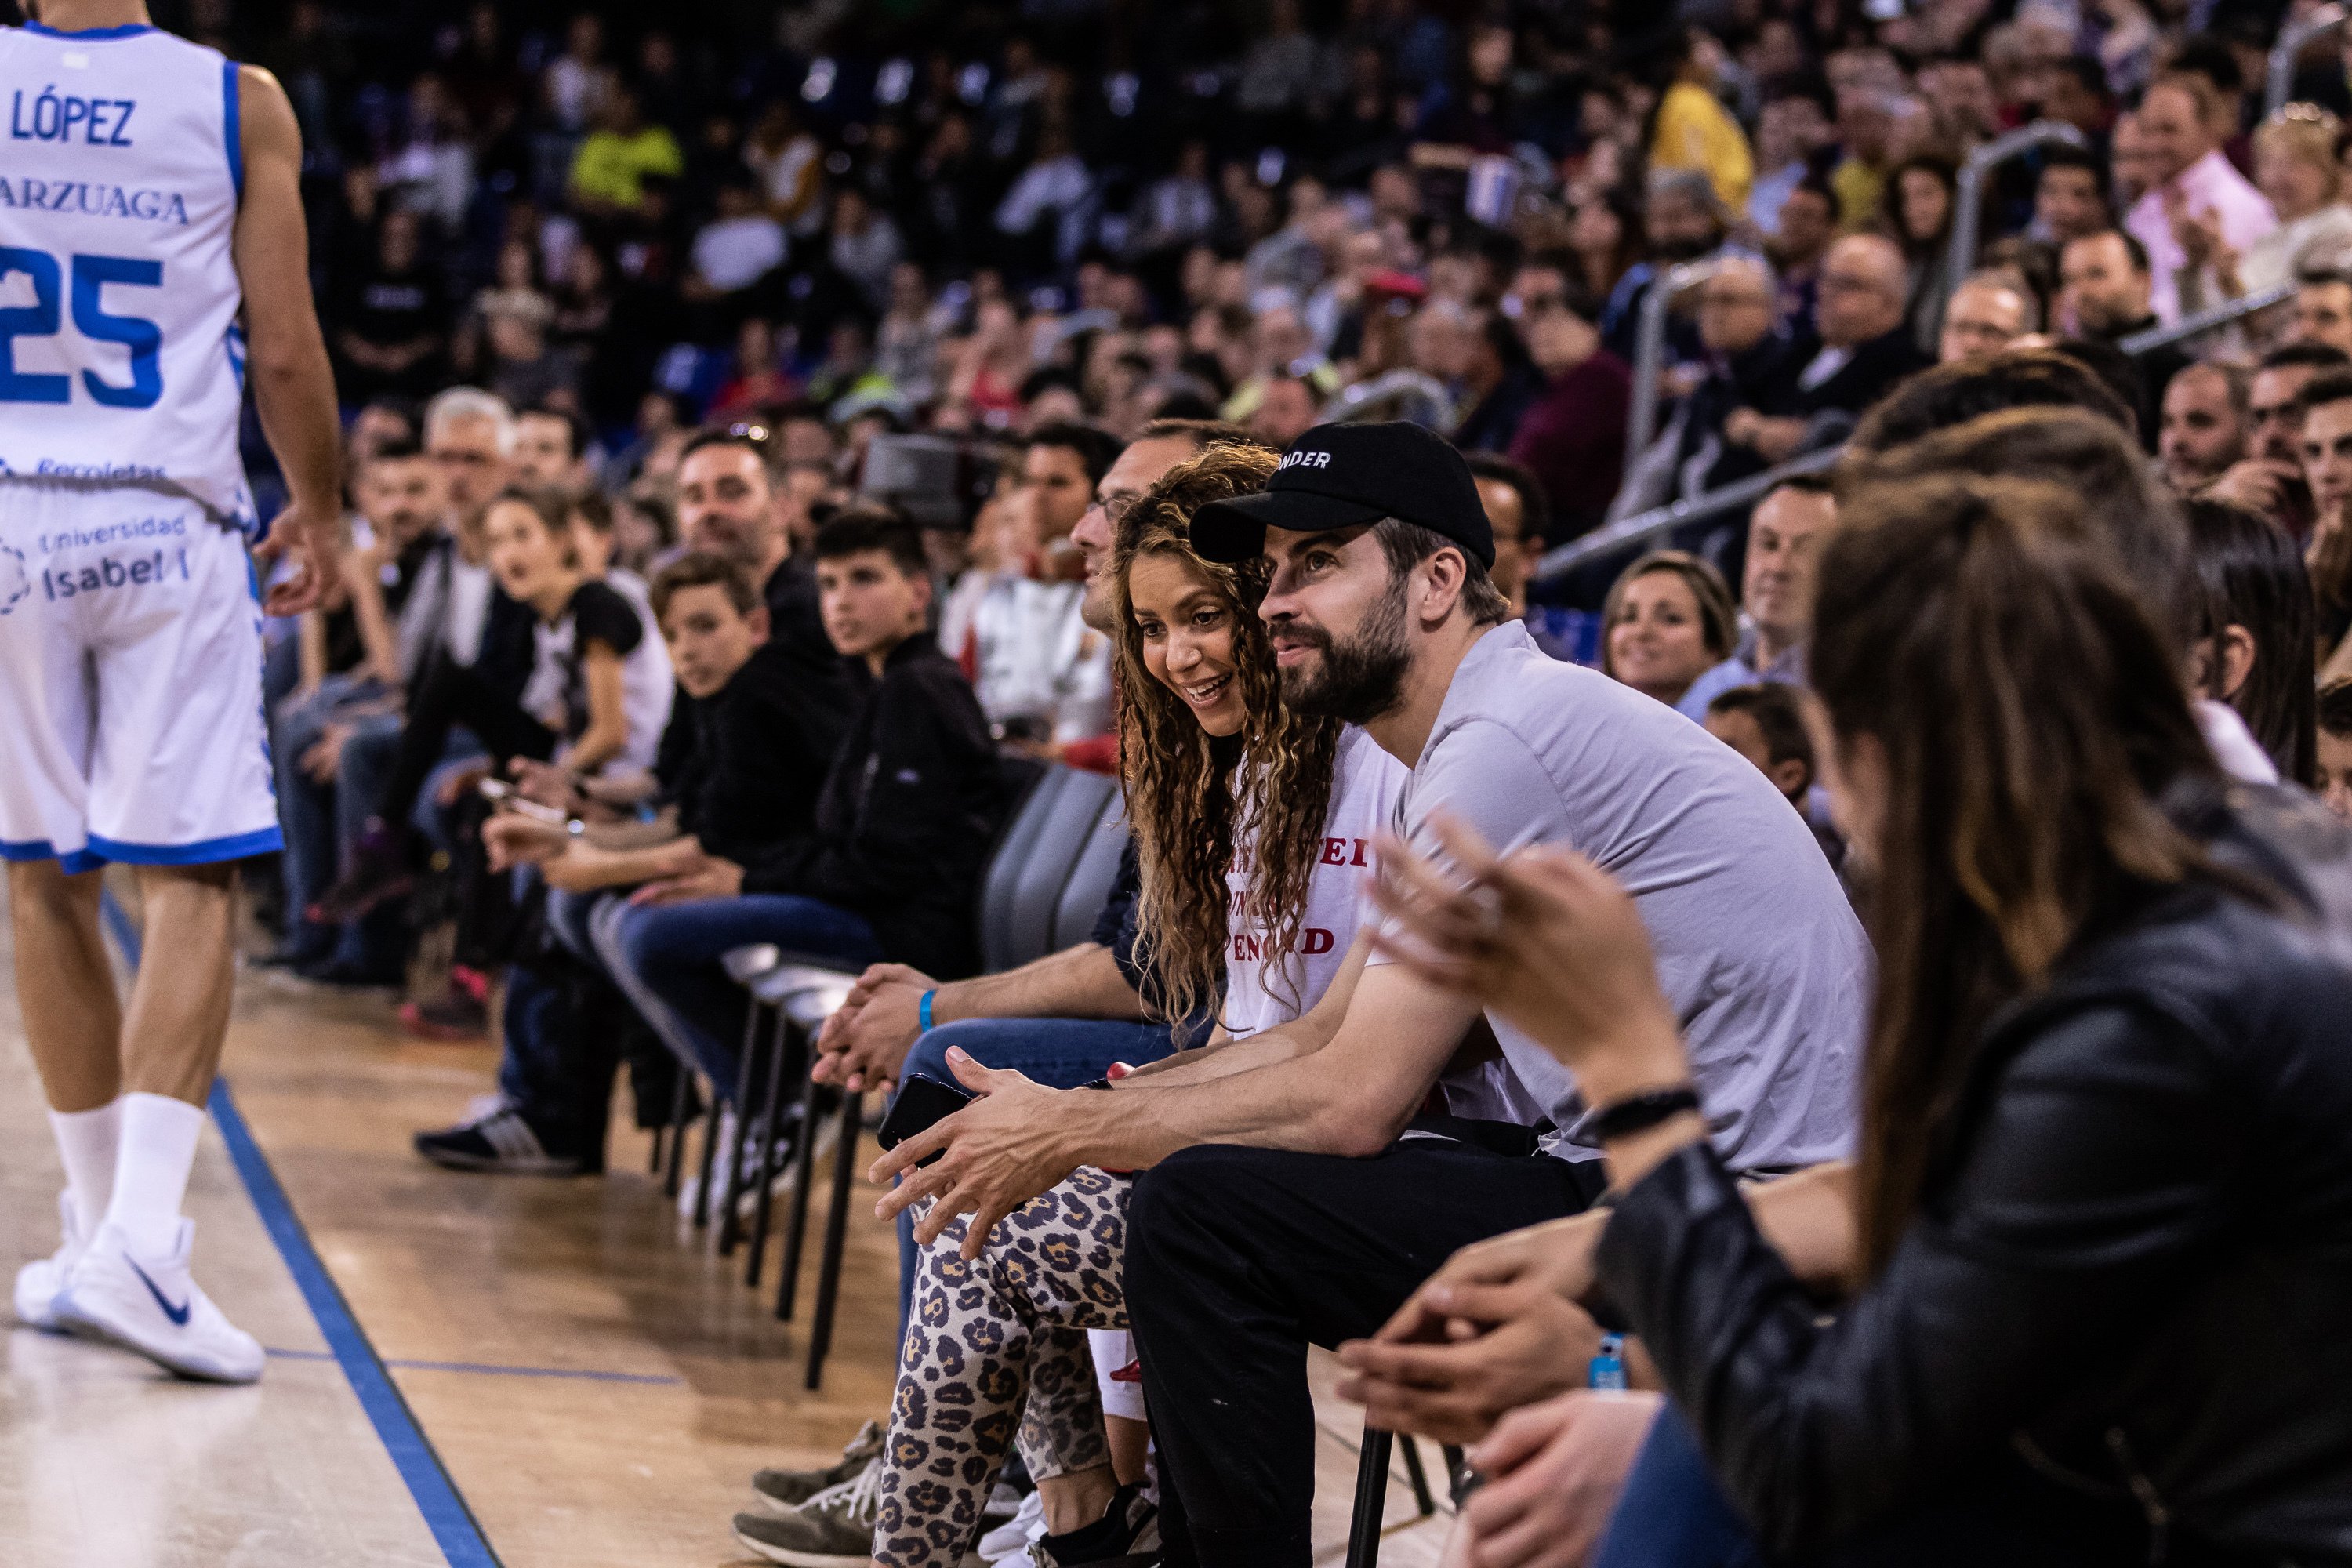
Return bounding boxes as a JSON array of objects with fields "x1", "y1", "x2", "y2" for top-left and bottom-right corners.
[{"x1": 1278, "y1": 577, "x2": 1411, "y2": 724}]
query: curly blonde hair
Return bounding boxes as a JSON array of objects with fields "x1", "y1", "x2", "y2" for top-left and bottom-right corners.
[{"x1": 1112, "y1": 442, "x2": 1343, "y2": 1029}]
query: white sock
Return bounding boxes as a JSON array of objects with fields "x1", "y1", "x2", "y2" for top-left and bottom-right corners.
[
  {"x1": 49, "y1": 1101, "x2": 122, "y2": 1236},
  {"x1": 104, "y1": 1092, "x2": 205, "y2": 1256}
]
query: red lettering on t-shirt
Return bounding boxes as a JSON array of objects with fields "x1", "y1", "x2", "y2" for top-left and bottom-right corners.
[
  {"x1": 1301, "y1": 927, "x2": 1334, "y2": 955},
  {"x1": 1320, "y1": 837, "x2": 1346, "y2": 866},
  {"x1": 1350, "y1": 838, "x2": 1370, "y2": 867}
]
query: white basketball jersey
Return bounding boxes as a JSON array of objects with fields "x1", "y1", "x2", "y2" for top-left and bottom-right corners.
[{"x1": 0, "y1": 21, "x2": 252, "y2": 528}]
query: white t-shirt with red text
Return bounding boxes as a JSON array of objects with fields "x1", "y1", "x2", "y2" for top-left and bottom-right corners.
[{"x1": 1221, "y1": 725, "x2": 1407, "y2": 1039}]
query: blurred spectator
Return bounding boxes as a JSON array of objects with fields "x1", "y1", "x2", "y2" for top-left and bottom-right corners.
[
  {"x1": 829, "y1": 189, "x2": 906, "y2": 316},
  {"x1": 1464, "y1": 453, "x2": 1571, "y2": 659},
  {"x1": 2292, "y1": 268, "x2": 2352, "y2": 355},
  {"x1": 1765, "y1": 176, "x2": 1838, "y2": 324},
  {"x1": 1722, "y1": 234, "x2": 1926, "y2": 467},
  {"x1": 2318, "y1": 679, "x2": 2352, "y2": 818},
  {"x1": 1938, "y1": 271, "x2": 2039, "y2": 363},
  {"x1": 2207, "y1": 341, "x2": 2349, "y2": 533},
  {"x1": 743, "y1": 101, "x2": 824, "y2": 234},
  {"x1": 332, "y1": 208, "x2": 450, "y2": 405},
  {"x1": 2125, "y1": 73, "x2": 2276, "y2": 325},
  {"x1": 2180, "y1": 105, "x2": 2352, "y2": 313},
  {"x1": 1599, "y1": 172, "x2": 1727, "y2": 361},
  {"x1": 1449, "y1": 313, "x2": 1546, "y2": 454},
  {"x1": 1248, "y1": 375, "x2": 1322, "y2": 448},
  {"x1": 2031, "y1": 145, "x2": 2113, "y2": 245},
  {"x1": 2158, "y1": 362, "x2": 2250, "y2": 494},
  {"x1": 1885, "y1": 154, "x2": 1958, "y2": 354},
  {"x1": 687, "y1": 179, "x2": 786, "y2": 300},
  {"x1": 568, "y1": 84, "x2": 685, "y2": 223},
  {"x1": 2060, "y1": 228, "x2": 2186, "y2": 441},
  {"x1": 1700, "y1": 682, "x2": 1842, "y2": 866},
  {"x1": 1748, "y1": 75, "x2": 1836, "y2": 236},
  {"x1": 1679, "y1": 474, "x2": 1835, "y2": 718},
  {"x1": 1507, "y1": 303, "x2": 1630, "y2": 543},
  {"x1": 2185, "y1": 497, "x2": 2318, "y2": 784},
  {"x1": 1613, "y1": 256, "x2": 1799, "y2": 518},
  {"x1": 1599, "y1": 550, "x2": 1737, "y2": 711},
  {"x1": 1650, "y1": 27, "x2": 1754, "y2": 210}
]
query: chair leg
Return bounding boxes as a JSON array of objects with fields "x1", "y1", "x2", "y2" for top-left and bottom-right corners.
[
  {"x1": 1346, "y1": 1428, "x2": 1393, "y2": 1568},
  {"x1": 691, "y1": 1085, "x2": 720, "y2": 1230},
  {"x1": 1398, "y1": 1434, "x2": 1436, "y2": 1519},
  {"x1": 775, "y1": 1065, "x2": 824, "y2": 1320},
  {"x1": 660, "y1": 1067, "x2": 692, "y2": 1196},
  {"x1": 744, "y1": 1014, "x2": 797, "y2": 1288},
  {"x1": 717, "y1": 1002, "x2": 766, "y2": 1254},
  {"x1": 804, "y1": 1089, "x2": 863, "y2": 1391},
  {"x1": 1440, "y1": 1445, "x2": 1468, "y2": 1504}
]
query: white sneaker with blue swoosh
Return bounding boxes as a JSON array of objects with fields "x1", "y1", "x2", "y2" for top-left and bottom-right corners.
[
  {"x1": 11, "y1": 1191, "x2": 87, "y2": 1333},
  {"x1": 50, "y1": 1218, "x2": 265, "y2": 1384}
]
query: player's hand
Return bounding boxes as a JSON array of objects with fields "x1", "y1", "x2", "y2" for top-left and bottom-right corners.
[{"x1": 254, "y1": 500, "x2": 340, "y2": 618}]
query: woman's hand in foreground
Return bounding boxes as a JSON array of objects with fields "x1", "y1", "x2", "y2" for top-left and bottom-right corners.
[
  {"x1": 1368, "y1": 816, "x2": 1690, "y2": 1105},
  {"x1": 1456, "y1": 1390, "x2": 1665, "y2": 1568}
]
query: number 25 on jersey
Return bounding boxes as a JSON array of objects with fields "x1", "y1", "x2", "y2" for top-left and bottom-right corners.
[{"x1": 0, "y1": 246, "x2": 162, "y2": 408}]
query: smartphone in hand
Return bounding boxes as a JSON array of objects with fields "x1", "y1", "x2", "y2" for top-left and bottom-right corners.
[{"x1": 877, "y1": 1074, "x2": 977, "y2": 1167}]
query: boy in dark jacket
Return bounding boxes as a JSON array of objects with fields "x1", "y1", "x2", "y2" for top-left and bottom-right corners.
[
  {"x1": 415, "y1": 546, "x2": 844, "y2": 1171},
  {"x1": 585, "y1": 506, "x2": 1007, "y2": 1094}
]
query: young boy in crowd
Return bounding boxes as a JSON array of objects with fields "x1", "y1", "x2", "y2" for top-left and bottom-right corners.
[
  {"x1": 584, "y1": 507, "x2": 1007, "y2": 1116},
  {"x1": 418, "y1": 543, "x2": 839, "y2": 1169},
  {"x1": 2320, "y1": 678, "x2": 2352, "y2": 821},
  {"x1": 1704, "y1": 681, "x2": 1845, "y2": 872}
]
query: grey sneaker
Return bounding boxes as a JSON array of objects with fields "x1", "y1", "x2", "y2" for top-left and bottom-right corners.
[
  {"x1": 750, "y1": 1421, "x2": 884, "y2": 1513},
  {"x1": 733, "y1": 1460, "x2": 884, "y2": 1566}
]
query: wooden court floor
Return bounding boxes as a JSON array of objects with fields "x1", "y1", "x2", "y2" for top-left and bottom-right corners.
[{"x1": 0, "y1": 877, "x2": 1446, "y2": 1568}]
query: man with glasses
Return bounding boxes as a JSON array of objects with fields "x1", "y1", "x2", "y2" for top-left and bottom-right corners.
[
  {"x1": 1722, "y1": 233, "x2": 1927, "y2": 466},
  {"x1": 1938, "y1": 271, "x2": 2038, "y2": 363},
  {"x1": 2207, "y1": 341, "x2": 2350, "y2": 535}
]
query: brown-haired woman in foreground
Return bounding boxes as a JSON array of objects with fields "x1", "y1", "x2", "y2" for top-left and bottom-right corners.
[{"x1": 1367, "y1": 470, "x2": 2352, "y2": 1563}]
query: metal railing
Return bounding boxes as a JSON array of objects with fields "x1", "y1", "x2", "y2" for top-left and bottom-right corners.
[
  {"x1": 1553, "y1": 209, "x2": 2309, "y2": 592},
  {"x1": 1531, "y1": 446, "x2": 1843, "y2": 588},
  {"x1": 1946, "y1": 120, "x2": 2089, "y2": 303},
  {"x1": 2118, "y1": 278, "x2": 2296, "y2": 357},
  {"x1": 2269, "y1": 4, "x2": 2348, "y2": 117},
  {"x1": 1624, "y1": 258, "x2": 1739, "y2": 466}
]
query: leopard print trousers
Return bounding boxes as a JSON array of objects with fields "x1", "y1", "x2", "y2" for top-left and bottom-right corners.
[{"x1": 873, "y1": 1167, "x2": 1137, "y2": 1568}]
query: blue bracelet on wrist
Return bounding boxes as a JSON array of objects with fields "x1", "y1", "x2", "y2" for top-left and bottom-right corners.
[{"x1": 918, "y1": 989, "x2": 936, "y2": 1033}]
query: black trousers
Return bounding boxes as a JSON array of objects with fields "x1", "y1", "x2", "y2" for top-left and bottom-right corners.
[
  {"x1": 379, "y1": 654, "x2": 556, "y2": 831},
  {"x1": 1126, "y1": 1138, "x2": 1605, "y2": 1568}
]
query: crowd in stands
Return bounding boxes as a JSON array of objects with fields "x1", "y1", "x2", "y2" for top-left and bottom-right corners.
[{"x1": 188, "y1": 0, "x2": 2352, "y2": 1559}]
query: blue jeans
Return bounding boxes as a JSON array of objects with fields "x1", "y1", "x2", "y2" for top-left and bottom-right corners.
[
  {"x1": 591, "y1": 894, "x2": 883, "y2": 1091},
  {"x1": 1592, "y1": 1405, "x2": 1766, "y2": 1568},
  {"x1": 891, "y1": 1016, "x2": 1181, "y2": 1338}
]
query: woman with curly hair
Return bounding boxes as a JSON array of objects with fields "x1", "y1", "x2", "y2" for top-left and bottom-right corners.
[{"x1": 764, "y1": 441, "x2": 1404, "y2": 1568}]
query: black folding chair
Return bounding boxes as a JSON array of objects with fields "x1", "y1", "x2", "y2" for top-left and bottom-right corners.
[{"x1": 1344, "y1": 1431, "x2": 1465, "y2": 1568}]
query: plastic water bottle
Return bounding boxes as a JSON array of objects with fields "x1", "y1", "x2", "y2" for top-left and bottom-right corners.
[{"x1": 1588, "y1": 1333, "x2": 1628, "y2": 1392}]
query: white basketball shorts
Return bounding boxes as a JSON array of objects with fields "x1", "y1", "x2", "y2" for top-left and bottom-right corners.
[{"x1": 0, "y1": 486, "x2": 278, "y2": 873}]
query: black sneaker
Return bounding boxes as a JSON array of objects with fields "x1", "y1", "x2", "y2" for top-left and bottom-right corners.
[
  {"x1": 413, "y1": 1106, "x2": 596, "y2": 1175},
  {"x1": 1033, "y1": 1483, "x2": 1160, "y2": 1568},
  {"x1": 751, "y1": 1421, "x2": 884, "y2": 1513}
]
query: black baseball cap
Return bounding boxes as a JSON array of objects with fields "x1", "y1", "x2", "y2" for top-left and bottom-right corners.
[{"x1": 1188, "y1": 421, "x2": 1495, "y2": 568}]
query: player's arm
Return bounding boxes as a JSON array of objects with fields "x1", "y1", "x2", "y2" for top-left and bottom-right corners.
[{"x1": 231, "y1": 65, "x2": 341, "y2": 617}]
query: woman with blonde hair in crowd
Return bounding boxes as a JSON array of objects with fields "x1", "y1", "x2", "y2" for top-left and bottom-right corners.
[{"x1": 2176, "y1": 103, "x2": 2352, "y2": 315}]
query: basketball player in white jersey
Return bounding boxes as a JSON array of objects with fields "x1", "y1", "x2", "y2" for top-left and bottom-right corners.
[{"x1": 2, "y1": 1, "x2": 339, "y2": 1382}]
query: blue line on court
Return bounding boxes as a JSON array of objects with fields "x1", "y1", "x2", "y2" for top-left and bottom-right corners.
[
  {"x1": 100, "y1": 891, "x2": 503, "y2": 1568},
  {"x1": 264, "y1": 1347, "x2": 681, "y2": 1386}
]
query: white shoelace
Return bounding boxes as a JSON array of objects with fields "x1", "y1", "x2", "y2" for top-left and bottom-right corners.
[{"x1": 804, "y1": 1454, "x2": 887, "y2": 1525}]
